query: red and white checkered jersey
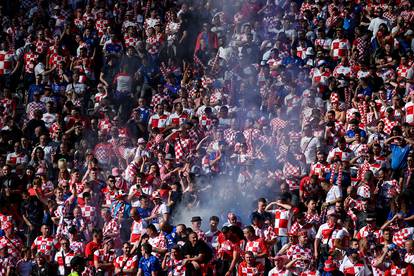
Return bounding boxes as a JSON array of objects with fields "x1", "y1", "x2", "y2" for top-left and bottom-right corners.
[
  {"x1": 0, "y1": 214, "x2": 12, "y2": 230},
  {"x1": 148, "y1": 233, "x2": 167, "y2": 258},
  {"x1": 74, "y1": 18, "x2": 85, "y2": 30},
  {"x1": 167, "y1": 112, "x2": 189, "y2": 126},
  {"x1": 340, "y1": 258, "x2": 370, "y2": 276},
  {"x1": 404, "y1": 102, "x2": 414, "y2": 125},
  {"x1": 218, "y1": 239, "x2": 243, "y2": 259},
  {"x1": 222, "y1": 129, "x2": 238, "y2": 146},
  {"x1": 296, "y1": 46, "x2": 307, "y2": 60},
  {"x1": 55, "y1": 250, "x2": 75, "y2": 275},
  {"x1": 315, "y1": 38, "x2": 332, "y2": 51},
  {"x1": 27, "y1": 100, "x2": 46, "y2": 120},
  {"x1": 380, "y1": 179, "x2": 400, "y2": 199},
  {"x1": 103, "y1": 219, "x2": 120, "y2": 239},
  {"x1": 385, "y1": 265, "x2": 409, "y2": 276},
  {"x1": 310, "y1": 162, "x2": 330, "y2": 179},
  {"x1": 327, "y1": 147, "x2": 355, "y2": 163},
  {"x1": 81, "y1": 205, "x2": 97, "y2": 227},
  {"x1": 124, "y1": 35, "x2": 139, "y2": 49},
  {"x1": 397, "y1": 64, "x2": 410, "y2": 79},
  {"x1": 370, "y1": 257, "x2": 386, "y2": 276},
  {"x1": 94, "y1": 143, "x2": 114, "y2": 165},
  {"x1": 356, "y1": 225, "x2": 382, "y2": 242},
  {"x1": 271, "y1": 208, "x2": 292, "y2": 236},
  {"x1": 0, "y1": 256, "x2": 13, "y2": 275},
  {"x1": 49, "y1": 53, "x2": 64, "y2": 67},
  {"x1": 393, "y1": 227, "x2": 414, "y2": 248},
  {"x1": 357, "y1": 183, "x2": 371, "y2": 199},
  {"x1": 270, "y1": 118, "x2": 288, "y2": 131},
  {"x1": 98, "y1": 118, "x2": 112, "y2": 134},
  {"x1": 47, "y1": 45, "x2": 58, "y2": 57},
  {"x1": 93, "y1": 249, "x2": 116, "y2": 269},
  {"x1": 23, "y1": 52, "x2": 39, "y2": 73},
  {"x1": 238, "y1": 261, "x2": 265, "y2": 276},
  {"x1": 165, "y1": 258, "x2": 186, "y2": 275},
  {"x1": 330, "y1": 38, "x2": 350, "y2": 61},
  {"x1": 382, "y1": 117, "x2": 399, "y2": 135},
  {"x1": 146, "y1": 36, "x2": 161, "y2": 55},
  {"x1": 244, "y1": 238, "x2": 268, "y2": 264},
  {"x1": 283, "y1": 162, "x2": 302, "y2": 191},
  {"x1": 174, "y1": 137, "x2": 195, "y2": 160},
  {"x1": 0, "y1": 98, "x2": 15, "y2": 115},
  {"x1": 286, "y1": 244, "x2": 313, "y2": 273},
  {"x1": 35, "y1": 40, "x2": 49, "y2": 54},
  {"x1": 0, "y1": 236, "x2": 23, "y2": 259},
  {"x1": 310, "y1": 67, "x2": 331, "y2": 86},
  {"x1": 0, "y1": 50, "x2": 15, "y2": 75},
  {"x1": 151, "y1": 93, "x2": 170, "y2": 109},
  {"x1": 31, "y1": 236, "x2": 59, "y2": 260},
  {"x1": 114, "y1": 255, "x2": 138, "y2": 271},
  {"x1": 149, "y1": 114, "x2": 168, "y2": 132},
  {"x1": 305, "y1": 212, "x2": 321, "y2": 227},
  {"x1": 199, "y1": 115, "x2": 212, "y2": 130},
  {"x1": 96, "y1": 19, "x2": 109, "y2": 37},
  {"x1": 130, "y1": 219, "x2": 145, "y2": 243}
]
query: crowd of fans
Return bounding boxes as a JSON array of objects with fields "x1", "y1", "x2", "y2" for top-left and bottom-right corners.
[{"x1": 3, "y1": 0, "x2": 414, "y2": 275}]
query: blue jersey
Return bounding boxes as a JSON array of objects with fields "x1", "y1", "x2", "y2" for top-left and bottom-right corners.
[{"x1": 138, "y1": 255, "x2": 160, "y2": 276}]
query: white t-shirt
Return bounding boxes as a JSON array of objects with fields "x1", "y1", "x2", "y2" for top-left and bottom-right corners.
[
  {"x1": 368, "y1": 17, "x2": 390, "y2": 37},
  {"x1": 42, "y1": 112, "x2": 56, "y2": 128},
  {"x1": 128, "y1": 185, "x2": 142, "y2": 208},
  {"x1": 34, "y1": 62, "x2": 45, "y2": 78},
  {"x1": 300, "y1": 136, "x2": 321, "y2": 164},
  {"x1": 325, "y1": 185, "x2": 342, "y2": 212}
]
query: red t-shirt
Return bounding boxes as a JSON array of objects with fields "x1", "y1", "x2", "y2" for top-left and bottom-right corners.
[{"x1": 85, "y1": 241, "x2": 100, "y2": 265}]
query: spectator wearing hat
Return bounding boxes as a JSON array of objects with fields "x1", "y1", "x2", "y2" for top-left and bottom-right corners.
[
  {"x1": 322, "y1": 256, "x2": 343, "y2": 276},
  {"x1": 190, "y1": 216, "x2": 206, "y2": 242}
]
